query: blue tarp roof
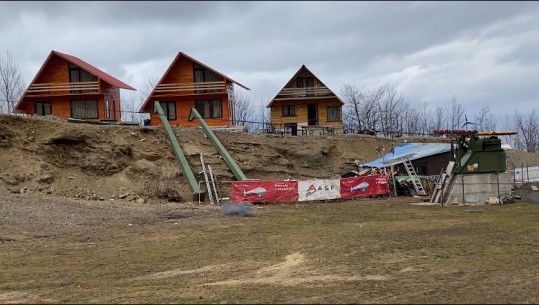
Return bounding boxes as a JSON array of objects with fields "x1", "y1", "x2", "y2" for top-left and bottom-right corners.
[{"x1": 363, "y1": 142, "x2": 452, "y2": 168}]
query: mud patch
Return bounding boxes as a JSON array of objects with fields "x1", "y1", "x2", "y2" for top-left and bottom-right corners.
[
  {"x1": 132, "y1": 264, "x2": 231, "y2": 281},
  {"x1": 0, "y1": 291, "x2": 56, "y2": 304},
  {"x1": 206, "y1": 252, "x2": 387, "y2": 286}
]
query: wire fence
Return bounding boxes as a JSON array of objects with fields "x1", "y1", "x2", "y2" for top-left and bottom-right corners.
[
  {"x1": 0, "y1": 102, "x2": 519, "y2": 142},
  {"x1": 0, "y1": 105, "x2": 465, "y2": 139}
]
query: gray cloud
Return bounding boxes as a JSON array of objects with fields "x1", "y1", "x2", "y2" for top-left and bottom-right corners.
[{"x1": 2, "y1": 1, "x2": 538, "y2": 117}]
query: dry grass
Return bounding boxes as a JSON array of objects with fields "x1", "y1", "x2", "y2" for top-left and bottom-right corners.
[{"x1": 1, "y1": 194, "x2": 539, "y2": 304}]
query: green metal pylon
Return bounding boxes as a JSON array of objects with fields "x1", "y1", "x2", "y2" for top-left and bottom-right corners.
[
  {"x1": 188, "y1": 108, "x2": 248, "y2": 181},
  {"x1": 154, "y1": 102, "x2": 205, "y2": 201}
]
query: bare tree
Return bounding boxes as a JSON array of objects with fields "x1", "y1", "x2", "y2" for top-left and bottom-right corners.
[
  {"x1": 401, "y1": 103, "x2": 422, "y2": 136},
  {"x1": 377, "y1": 83, "x2": 405, "y2": 137},
  {"x1": 340, "y1": 84, "x2": 365, "y2": 132},
  {"x1": 233, "y1": 91, "x2": 253, "y2": 129},
  {"x1": 415, "y1": 102, "x2": 432, "y2": 135},
  {"x1": 119, "y1": 77, "x2": 156, "y2": 123},
  {"x1": 474, "y1": 105, "x2": 497, "y2": 131},
  {"x1": 513, "y1": 109, "x2": 539, "y2": 153},
  {"x1": 139, "y1": 77, "x2": 158, "y2": 98},
  {"x1": 363, "y1": 85, "x2": 384, "y2": 132},
  {"x1": 445, "y1": 96, "x2": 465, "y2": 130},
  {"x1": 0, "y1": 50, "x2": 25, "y2": 114},
  {"x1": 121, "y1": 91, "x2": 143, "y2": 122},
  {"x1": 256, "y1": 99, "x2": 271, "y2": 134},
  {"x1": 429, "y1": 105, "x2": 445, "y2": 133}
]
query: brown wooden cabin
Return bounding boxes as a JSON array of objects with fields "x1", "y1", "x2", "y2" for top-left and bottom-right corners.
[
  {"x1": 139, "y1": 52, "x2": 250, "y2": 127},
  {"x1": 14, "y1": 50, "x2": 135, "y2": 121},
  {"x1": 266, "y1": 65, "x2": 344, "y2": 135}
]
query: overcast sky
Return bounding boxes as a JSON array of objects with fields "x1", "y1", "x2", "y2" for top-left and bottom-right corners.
[{"x1": 1, "y1": 1, "x2": 538, "y2": 117}]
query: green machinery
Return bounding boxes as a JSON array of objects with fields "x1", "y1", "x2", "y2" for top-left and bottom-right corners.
[
  {"x1": 436, "y1": 130, "x2": 510, "y2": 174},
  {"x1": 153, "y1": 102, "x2": 248, "y2": 201}
]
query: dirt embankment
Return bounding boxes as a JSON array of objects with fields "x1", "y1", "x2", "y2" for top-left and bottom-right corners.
[{"x1": 1, "y1": 114, "x2": 537, "y2": 202}]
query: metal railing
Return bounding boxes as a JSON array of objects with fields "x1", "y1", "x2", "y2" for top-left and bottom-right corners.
[
  {"x1": 153, "y1": 81, "x2": 226, "y2": 94},
  {"x1": 26, "y1": 81, "x2": 99, "y2": 95},
  {"x1": 273, "y1": 86, "x2": 335, "y2": 100}
]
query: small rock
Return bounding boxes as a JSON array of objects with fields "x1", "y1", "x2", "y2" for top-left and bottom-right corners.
[
  {"x1": 487, "y1": 197, "x2": 500, "y2": 205},
  {"x1": 140, "y1": 151, "x2": 161, "y2": 161},
  {"x1": 19, "y1": 187, "x2": 28, "y2": 194},
  {"x1": 118, "y1": 193, "x2": 130, "y2": 199},
  {"x1": 135, "y1": 197, "x2": 146, "y2": 204},
  {"x1": 38, "y1": 173, "x2": 55, "y2": 183}
]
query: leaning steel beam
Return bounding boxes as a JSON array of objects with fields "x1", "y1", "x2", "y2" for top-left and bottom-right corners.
[
  {"x1": 154, "y1": 102, "x2": 205, "y2": 200},
  {"x1": 188, "y1": 108, "x2": 248, "y2": 181}
]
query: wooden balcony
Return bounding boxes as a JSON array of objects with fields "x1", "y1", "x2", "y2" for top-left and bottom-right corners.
[
  {"x1": 26, "y1": 81, "x2": 100, "y2": 95},
  {"x1": 274, "y1": 86, "x2": 335, "y2": 100},
  {"x1": 153, "y1": 81, "x2": 226, "y2": 95}
]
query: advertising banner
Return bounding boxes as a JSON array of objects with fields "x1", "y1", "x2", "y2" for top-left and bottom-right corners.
[
  {"x1": 298, "y1": 179, "x2": 341, "y2": 202},
  {"x1": 340, "y1": 175, "x2": 390, "y2": 199},
  {"x1": 231, "y1": 180, "x2": 298, "y2": 202}
]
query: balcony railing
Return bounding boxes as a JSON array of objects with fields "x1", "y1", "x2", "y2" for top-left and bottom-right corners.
[
  {"x1": 26, "y1": 81, "x2": 100, "y2": 95},
  {"x1": 153, "y1": 81, "x2": 226, "y2": 95},
  {"x1": 274, "y1": 86, "x2": 335, "y2": 100}
]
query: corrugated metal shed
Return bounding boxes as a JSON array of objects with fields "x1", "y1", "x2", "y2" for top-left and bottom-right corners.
[{"x1": 363, "y1": 143, "x2": 452, "y2": 168}]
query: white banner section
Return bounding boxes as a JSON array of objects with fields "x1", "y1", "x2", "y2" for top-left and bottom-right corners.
[{"x1": 298, "y1": 179, "x2": 341, "y2": 202}]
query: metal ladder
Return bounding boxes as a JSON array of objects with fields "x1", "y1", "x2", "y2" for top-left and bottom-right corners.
[{"x1": 403, "y1": 158, "x2": 427, "y2": 196}]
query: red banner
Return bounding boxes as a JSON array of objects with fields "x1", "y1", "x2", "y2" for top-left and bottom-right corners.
[
  {"x1": 340, "y1": 175, "x2": 390, "y2": 199},
  {"x1": 231, "y1": 180, "x2": 299, "y2": 202}
]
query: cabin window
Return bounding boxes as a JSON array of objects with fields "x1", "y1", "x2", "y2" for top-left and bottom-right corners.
[
  {"x1": 34, "y1": 102, "x2": 52, "y2": 116},
  {"x1": 305, "y1": 77, "x2": 315, "y2": 96},
  {"x1": 282, "y1": 105, "x2": 296, "y2": 116},
  {"x1": 195, "y1": 99, "x2": 222, "y2": 119},
  {"x1": 296, "y1": 77, "x2": 304, "y2": 88},
  {"x1": 159, "y1": 101, "x2": 176, "y2": 120},
  {"x1": 68, "y1": 63, "x2": 97, "y2": 93},
  {"x1": 327, "y1": 106, "x2": 342, "y2": 122},
  {"x1": 71, "y1": 99, "x2": 98, "y2": 119},
  {"x1": 305, "y1": 77, "x2": 315, "y2": 87},
  {"x1": 193, "y1": 63, "x2": 221, "y2": 93}
]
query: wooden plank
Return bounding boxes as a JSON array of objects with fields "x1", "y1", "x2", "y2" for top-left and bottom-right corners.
[
  {"x1": 199, "y1": 154, "x2": 214, "y2": 204},
  {"x1": 477, "y1": 131, "x2": 518, "y2": 136},
  {"x1": 208, "y1": 165, "x2": 220, "y2": 205},
  {"x1": 431, "y1": 170, "x2": 445, "y2": 203}
]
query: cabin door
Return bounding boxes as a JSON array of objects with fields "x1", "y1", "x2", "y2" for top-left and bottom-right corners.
[{"x1": 307, "y1": 103, "x2": 318, "y2": 125}]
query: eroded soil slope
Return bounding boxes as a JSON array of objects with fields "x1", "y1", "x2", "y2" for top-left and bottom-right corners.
[{"x1": 0, "y1": 114, "x2": 536, "y2": 202}]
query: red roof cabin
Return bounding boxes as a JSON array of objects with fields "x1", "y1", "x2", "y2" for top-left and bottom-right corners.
[
  {"x1": 14, "y1": 50, "x2": 135, "y2": 121},
  {"x1": 139, "y1": 52, "x2": 250, "y2": 127}
]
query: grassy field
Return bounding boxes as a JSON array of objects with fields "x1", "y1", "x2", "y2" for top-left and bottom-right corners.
[{"x1": 1, "y1": 195, "x2": 538, "y2": 304}]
